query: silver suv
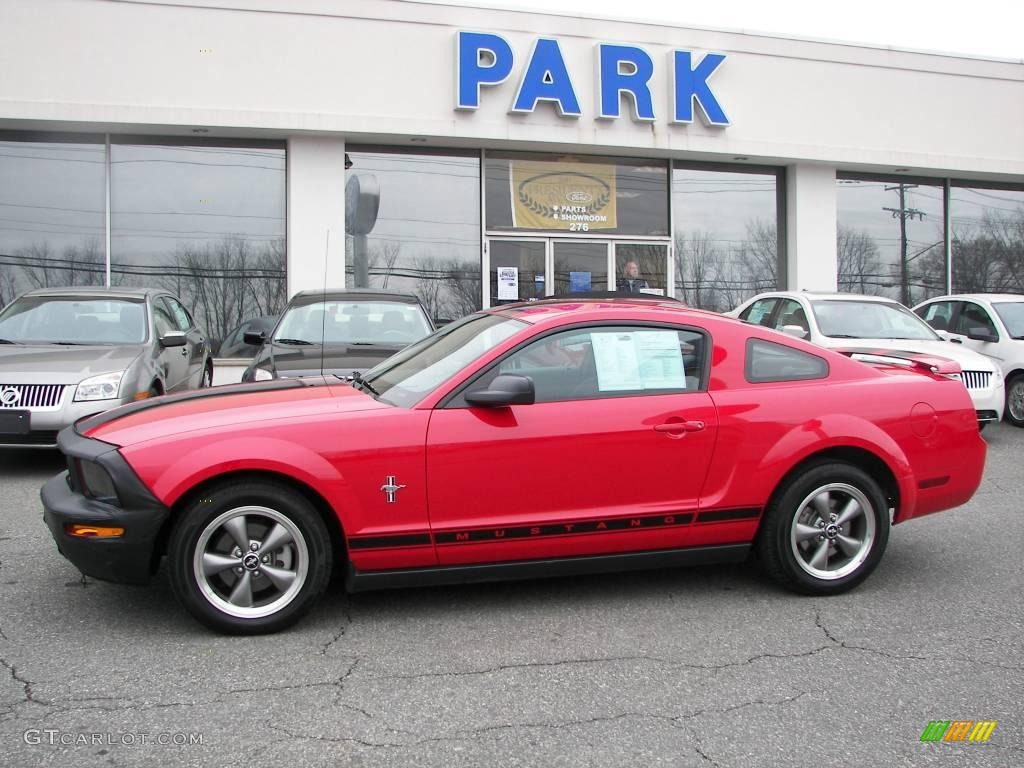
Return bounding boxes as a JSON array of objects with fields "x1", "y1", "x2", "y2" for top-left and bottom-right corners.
[{"x1": 0, "y1": 288, "x2": 212, "y2": 447}]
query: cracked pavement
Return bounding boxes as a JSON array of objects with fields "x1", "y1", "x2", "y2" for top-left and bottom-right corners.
[{"x1": 1, "y1": 424, "x2": 1022, "y2": 766}]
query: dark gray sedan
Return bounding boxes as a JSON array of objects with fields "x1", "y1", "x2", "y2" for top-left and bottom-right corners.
[{"x1": 0, "y1": 287, "x2": 211, "y2": 447}]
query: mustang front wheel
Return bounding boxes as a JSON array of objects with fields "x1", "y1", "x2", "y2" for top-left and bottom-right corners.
[
  {"x1": 168, "y1": 480, "x2": 332, "y2": 634},
  {"x1": 757, "y1": 462, "x2": 890, "y2": 595}
]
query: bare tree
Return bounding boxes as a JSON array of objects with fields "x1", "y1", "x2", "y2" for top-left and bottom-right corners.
[
  {"x1": 837, "y1": 225, "x2": 882, "y2": 294},
  {"x1": 0, "y1": 265, "x2": 16, "y2": 307},
  {"x1": 674, "y1": 230, "x2": 719, "y2": 309}
]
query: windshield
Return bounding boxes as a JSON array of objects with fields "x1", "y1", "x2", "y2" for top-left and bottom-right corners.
[
  {"x1": 361, "y1": 313, "x2": 528, "y2": 408},
  {"x1": 992, "y1": 301, "x2": 1024, "y2": 339},
  {"x1": 0, "y1": 297, "x2": 147, "y2": 345},
  {"x1": 274, "y1": 300, "x2": 431, "y2": 345},
  {"x1": 811, "y1": 300, "x2": 940, "y2": 341}
]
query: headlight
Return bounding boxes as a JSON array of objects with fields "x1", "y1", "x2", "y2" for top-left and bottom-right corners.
[
  {"x1": 252, "y1": 368, "x2": 274, "y2": 381},
  {"x1": 77, "y1": 459, "x2": 119, "y2": 503},
  {"x1": 74, "y1": 371, "x2": 124, "y2": 402}
]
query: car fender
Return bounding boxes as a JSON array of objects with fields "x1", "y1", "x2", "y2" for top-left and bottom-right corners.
[
  {"x1": 122, "y1": 435, "x2": 355, "y2": 521},
  {"x1": 757, "y1": 413, "x2": 916, "y2": 516}
]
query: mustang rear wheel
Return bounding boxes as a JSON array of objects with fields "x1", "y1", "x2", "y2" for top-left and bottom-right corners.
[
  {"x1": 168, "y1": 480, "x2": 332, "y2": 634},
  {"x1": 1006, "y1": 374, "x2": 1024, "y2": 427},
  {"x1": 757, "y1": 462, "x2": 890, "y2": 595}
]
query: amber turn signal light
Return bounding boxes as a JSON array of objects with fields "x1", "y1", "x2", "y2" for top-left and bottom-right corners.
[
  {"x1": 66, "y1": 524, "x2": 125, "y2": 538},
  {"x1": 133, "y1": 391, "x2": 150, "y2": 400}
]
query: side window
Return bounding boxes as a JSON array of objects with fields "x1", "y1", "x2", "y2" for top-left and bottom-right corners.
[
  {"x1": 740, "y1": 298, "x2": 778, "y2": 327},
  {"x1": 458, "y1": 325, "x2": 707, "y2": 405},
  {"x1": 163, "y1": 297, "x2": 193, "y2": 332},
  {"x1": 773, "y1": 299, "x2": 809, "y2": 336},
  {"x1": 152, "y1": 301, "x2": 176, "y2": 338},
  {"x1": 917, "y1": 301, "x2": 956, "y2": 332},
  {"x1": 956, "y1": 302, "x2": 998, "y2": 338},
  {"x1": 746, "y1": 339, "x2": 828, "y2": 383}
]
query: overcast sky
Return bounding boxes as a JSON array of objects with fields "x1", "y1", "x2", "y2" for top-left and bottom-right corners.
[{"x1": 430, "y1": 0, "x2": 1023, "y2": 60}]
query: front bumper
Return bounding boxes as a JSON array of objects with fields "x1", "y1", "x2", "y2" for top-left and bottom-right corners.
[
  {"x1": 966, "y1": 378, "x2": 1005, "y2": 423},
  {"x1": 41, "y1": 427, "x2": 169, "y2": 584}
]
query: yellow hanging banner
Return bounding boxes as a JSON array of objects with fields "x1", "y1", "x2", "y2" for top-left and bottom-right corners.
[{"x1": 511, "y1": 160, "x2": 617, "y2": 231}]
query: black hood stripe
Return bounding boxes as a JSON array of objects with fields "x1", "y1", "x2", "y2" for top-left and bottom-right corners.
[{"x1": 75, "y1": 378, "x2": 318, "y2": 435}]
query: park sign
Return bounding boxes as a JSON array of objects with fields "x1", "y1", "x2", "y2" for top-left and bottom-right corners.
[{"x1": 455, "y1": 31, "x2": 730, "y2": 126}]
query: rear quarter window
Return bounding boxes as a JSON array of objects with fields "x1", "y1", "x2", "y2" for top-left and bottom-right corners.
[{"x1": 745, "y1": 338, "x2": 828, "y2": 383}]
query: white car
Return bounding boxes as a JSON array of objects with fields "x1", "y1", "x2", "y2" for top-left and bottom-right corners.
[
  {"x1": 913, "y1": 293, "x2": 1024, "y2": 427},
  {"x1": 728, "y1": 291, "x2": 1005, "y2": 430}
]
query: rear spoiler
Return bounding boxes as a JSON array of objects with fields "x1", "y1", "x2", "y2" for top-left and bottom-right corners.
[{"x1": 833, "y1": 348, "x2": 962, "y2": 376}]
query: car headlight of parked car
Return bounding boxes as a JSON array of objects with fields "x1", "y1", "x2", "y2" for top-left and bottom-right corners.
[{"x1": 74, "y1": 371, "x2": 124, "y2": 402}]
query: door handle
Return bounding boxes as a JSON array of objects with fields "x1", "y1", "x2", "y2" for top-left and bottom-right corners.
[
  {"x1": 950, "y1": 338, "x2": 963, "y2": 344},
  {"x1": 654, "y1": 420, "x2": 705, "y2": 434}
]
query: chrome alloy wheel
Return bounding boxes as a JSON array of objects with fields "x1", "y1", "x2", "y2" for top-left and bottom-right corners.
[
  {"x1": 1008, "y1": 377, "x2": 1024, "y2": 423},
  {"x1": 193, "y1": 505, "x2": 309, "y2": 619},
  {"x1": 789, "y1": 483, "x2": 876, "y2": 581}
]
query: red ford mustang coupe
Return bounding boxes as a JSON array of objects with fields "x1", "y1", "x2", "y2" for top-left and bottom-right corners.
[{"x1": 42, "y1": 299, "x2": 986, "y2": 634}]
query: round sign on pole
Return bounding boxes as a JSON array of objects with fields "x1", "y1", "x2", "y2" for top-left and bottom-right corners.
[{"x1": 345, "y1": 173, "x2": 380, "y2": 237}]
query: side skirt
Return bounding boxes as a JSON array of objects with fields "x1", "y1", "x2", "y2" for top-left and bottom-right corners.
[{"x1": 346, "y1": 543, "x2": 751, "y2": 593}]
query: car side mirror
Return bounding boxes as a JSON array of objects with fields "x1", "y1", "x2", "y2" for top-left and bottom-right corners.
[
  {"x1": 780, "y1": 325, "x2": 808, "y2": 340},
  {"x1": 159, "y1": 331, "x2": 187, "y2": 348},
  {"x1": 464, "y1": 374, "x2": 535, "y2": 408},
  {"x1": 966, "y1": 327, "x2": 998, "y2": 343},
  {"x1": 243, "y1": 330, "x2": 267, "y2": 346}
]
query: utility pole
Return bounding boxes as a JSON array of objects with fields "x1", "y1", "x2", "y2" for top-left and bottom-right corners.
[{"x1": 883, "y1": 184, "x2": 925, "y2": 306}]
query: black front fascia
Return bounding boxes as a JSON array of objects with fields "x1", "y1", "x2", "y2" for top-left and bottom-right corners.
[{"x1": 42, "y1": 428, "x2": 170, "y2": 584}]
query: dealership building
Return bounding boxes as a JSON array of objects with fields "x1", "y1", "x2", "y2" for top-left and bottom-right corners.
[{"x1": 1, "y1": 0, "x2": 1022, "y2": 364}]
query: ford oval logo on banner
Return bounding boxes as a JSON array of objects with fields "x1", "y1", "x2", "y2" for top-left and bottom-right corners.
[{"x1": 455, "y1": 31, "x2": 730, "y2": 127}]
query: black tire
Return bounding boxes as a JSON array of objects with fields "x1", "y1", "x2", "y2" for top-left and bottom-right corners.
[
  {"x1": 757, "y1": 462, "x2": 890, "y2": 595},
  {"x1": 1005, "y1": 374, "x2": 1024, "y2": 427},
  {"x1": 167, "y1": 479, "x2": 333, "y2": 634}
]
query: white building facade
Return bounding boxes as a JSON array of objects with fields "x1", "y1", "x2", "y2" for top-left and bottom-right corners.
[{"x1": 1, "y1": 0, "x2": 1022, "y2": 351}]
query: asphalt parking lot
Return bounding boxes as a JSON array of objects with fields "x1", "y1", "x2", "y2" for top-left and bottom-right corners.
[{"x1": 1, "y1": 426, "x2": 1022, "y2": 768}]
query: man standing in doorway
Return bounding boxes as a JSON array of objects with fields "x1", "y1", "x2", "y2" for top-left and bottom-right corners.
[{"x1": 617, "y1": 260, "x2": 650, "y2": 293}]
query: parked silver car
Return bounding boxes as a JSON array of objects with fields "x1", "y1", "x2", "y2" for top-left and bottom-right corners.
[{"x1": 0, "y1": 288, "x2": 212, "y2": 447}]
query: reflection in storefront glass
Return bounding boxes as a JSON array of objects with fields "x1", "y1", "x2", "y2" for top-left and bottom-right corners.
[
  {"x1": 950, "y1": 186, "x2": 1024, "y2": 294},
  {"x1": 110, "y1": 141, "x2": 287, "y2": 350},
  {"x1": 0, "y1": 138, "x2": 106, "y2": 306},
  {"x1": 345, "y1": 149, "x2": 482, "y2": 323},
  {"x1": 836, "y1": 177, "x2": 945, "y2": 305},
  {"x1": 672, "y1": 167, "x2": 781, "y2": 311}
]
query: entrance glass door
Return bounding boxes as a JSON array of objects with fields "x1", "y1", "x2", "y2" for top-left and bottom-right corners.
[
  {"x1": 489, "y1": 239, "x2": 546, "y2": 305},
  {"x1": 486, "y1": 237, "x2": 670, "y2": 307},
  {"x1": 551, "y1": 241, "x2": 609, "y2": 296},
  {"x1": 614, "y1": 243, "x2": 669, "y2": 295}
]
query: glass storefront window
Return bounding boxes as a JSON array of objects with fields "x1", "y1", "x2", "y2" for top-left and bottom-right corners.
[
  {"x1": 110, "y1": 140, "x2": 287, "y2": 351},
  {"x1": 345, "y1": 148, "x2": 482, "y2": 323},
  {"x1": 486, "y1": 152, "x2": 668, "y2": 237},
  {"x1": 673, "y1": 166, "x2": 781, "y2": 311},
  {"x1": 615, "y1": 243, "x2": 667, "y2": 295},
  {"x1": 950, "y1": 185, "x2": 1024, "y2": 294},
  {"x1": 0, "y1": 135, "x2": 106, "y2": 306},
  {"x1": 836, "y1": 176, "x2": 946, "y2": 305}
]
